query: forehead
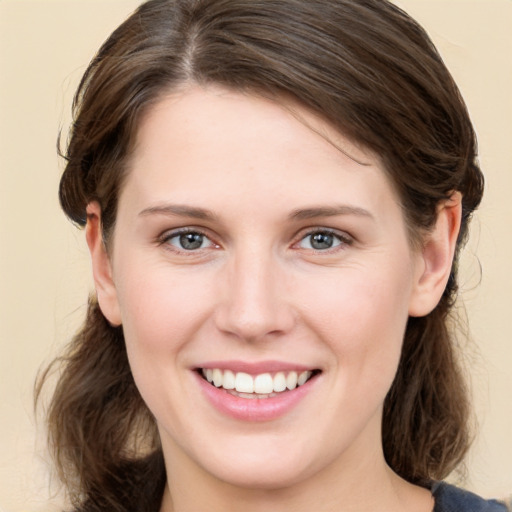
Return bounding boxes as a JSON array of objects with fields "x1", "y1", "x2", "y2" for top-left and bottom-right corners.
[{"x1": 122, "y1": 85, "x2": 401, "y2": 222}]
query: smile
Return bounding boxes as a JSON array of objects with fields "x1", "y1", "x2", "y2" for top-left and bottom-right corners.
[
  {"x1": 194, "y1": 362, "x2": 321, "y2": 421},
  {"x1": 200, "y1": 368, "x2": 316, "y2": 397}
]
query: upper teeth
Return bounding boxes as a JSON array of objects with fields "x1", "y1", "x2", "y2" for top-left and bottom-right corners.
[{"x1": 202, "y1": 369, "x2": 313, "y2": 394}]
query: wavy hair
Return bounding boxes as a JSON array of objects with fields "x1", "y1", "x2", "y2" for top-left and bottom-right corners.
[{"x1": 37, "y1": 0, "x2": 483, "y2": 509}]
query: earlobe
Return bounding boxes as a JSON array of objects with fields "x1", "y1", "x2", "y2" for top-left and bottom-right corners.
[
  {"x1": 85, "y1": 202, "x2": 122, "y2": 326},
  {"x1": 408, "y1": 192, "x2": 462, "y2": 317}
]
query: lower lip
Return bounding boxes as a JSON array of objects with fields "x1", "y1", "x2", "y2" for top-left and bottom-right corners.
[{"x1": 194, "y1": 371, "x2": 318, "y2": 422}]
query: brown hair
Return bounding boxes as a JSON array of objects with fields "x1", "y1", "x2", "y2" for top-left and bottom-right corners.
[{"x1": 37, "y1": 0, "x2": 483, "y2": 509}]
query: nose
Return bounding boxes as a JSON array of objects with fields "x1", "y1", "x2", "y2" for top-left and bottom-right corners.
[{"x1": 214, "y1": 248, "x2": 295, "y2": 343}]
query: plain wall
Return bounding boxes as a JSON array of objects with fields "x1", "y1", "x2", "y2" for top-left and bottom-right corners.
[{"x1": 0, "y1": 1, "x2": 510, "y2": 510}]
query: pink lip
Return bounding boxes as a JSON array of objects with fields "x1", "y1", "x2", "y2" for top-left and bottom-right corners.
[
  {"x1": 193, "y1": 369, "x2": 319, "y2": 422},
  {"x1": 196, "y1": 360, "x2": 315, "y2": 374}
]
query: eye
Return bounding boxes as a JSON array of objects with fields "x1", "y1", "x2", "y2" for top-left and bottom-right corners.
[
  {"x1": 164, "y1": 230, "x2": 215, "y2": 251},
  {"x1": 297, "y1": 230, "x2": 349, "y2": 251}
]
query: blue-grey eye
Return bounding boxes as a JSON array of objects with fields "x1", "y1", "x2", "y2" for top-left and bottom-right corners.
[
  {"x1": 299, "y1": 231, "x2": 342, "y2": 250},
  {"x1": 169, "y1": 232, "x2": 210, "y2": 250}
]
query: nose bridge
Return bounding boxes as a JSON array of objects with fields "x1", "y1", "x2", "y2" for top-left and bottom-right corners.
[{"x1": 215, "y1": 242, "x2": 293, "y2": 341}]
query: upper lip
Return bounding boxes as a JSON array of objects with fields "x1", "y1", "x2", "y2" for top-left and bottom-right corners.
[{"x1": 195, "y1": 360, "x2": 318, "y2": 374}]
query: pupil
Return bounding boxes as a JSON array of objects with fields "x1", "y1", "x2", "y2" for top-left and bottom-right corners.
[
  {"x1": 311, "y1": 232, "x2": 333, "y2": 250},
  {"x1": 180, "y1": 232, "x2": 203, "y2": 250}
]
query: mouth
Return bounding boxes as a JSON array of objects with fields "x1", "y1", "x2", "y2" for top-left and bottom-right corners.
[{"x1": 198, "y1": 368, "x2": 321, "y2": 399}]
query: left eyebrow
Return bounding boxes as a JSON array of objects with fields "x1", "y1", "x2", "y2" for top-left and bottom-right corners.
[{"x1": 288, "y1": 205, "x2": 374, "y2": 221}]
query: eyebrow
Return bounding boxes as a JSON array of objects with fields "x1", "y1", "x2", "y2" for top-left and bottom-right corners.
[
  {"x1": 288, "y1": 205, "x2": 374, "y2": 221},
  {"x1": 138, "y1": 204, "x2": 218, "y2": 220},
  {"x1": 138, "y1": 203, "x2": 374, "y2": 222}
]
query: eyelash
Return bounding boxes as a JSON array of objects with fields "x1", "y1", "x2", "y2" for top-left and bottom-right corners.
[
  {"x1": 158, "y1": 228, "x2": 218, "y2": 252},
  {"x1": 158, "y1": 227, "x2": 353, "y2": 254},
  {"x1": 294, "y1": 228, "x2": 353, "y2": 252}
]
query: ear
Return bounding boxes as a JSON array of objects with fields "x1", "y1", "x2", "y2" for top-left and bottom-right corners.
[
  {"x1": 408, "y1": 192, "x2": 462, "y2": 317},
  {"x1": 85, "y1": 202, "x2": 122, "y2": 326}
]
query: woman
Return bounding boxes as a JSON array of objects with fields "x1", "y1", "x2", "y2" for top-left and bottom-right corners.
[{"x1": 37, "y1": 0, "x2": 507, "y2": 511}]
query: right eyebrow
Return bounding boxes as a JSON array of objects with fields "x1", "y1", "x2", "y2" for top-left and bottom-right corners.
[{"x1": 138, "y1": 203, "x2": 218, "y2": 221}]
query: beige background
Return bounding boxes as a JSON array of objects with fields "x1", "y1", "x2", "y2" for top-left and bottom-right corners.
[{"x1": 0, "y1": 1, "x2": 511, "y2": 510}]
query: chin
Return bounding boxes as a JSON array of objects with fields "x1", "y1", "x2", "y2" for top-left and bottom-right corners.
[
  {"x1": 189, "y1": 437, "x2": 326, "y2": 491},
  {"x1": 212, "y1": 461, "x2": 311, "y2": 491}
]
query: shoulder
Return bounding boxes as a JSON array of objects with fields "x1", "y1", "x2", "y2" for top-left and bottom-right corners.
[{"x1": 433, "y1": 482, "x2": 509, "y2": 512}]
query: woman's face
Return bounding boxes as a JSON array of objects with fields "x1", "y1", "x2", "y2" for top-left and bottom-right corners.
[{"x1": 101, "y1": 86, "x2": 428, "y2": 488}]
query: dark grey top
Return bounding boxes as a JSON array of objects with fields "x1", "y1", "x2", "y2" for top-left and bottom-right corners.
[{"x1": 433, "y1": 482, "x2": 509, "y2": 512}]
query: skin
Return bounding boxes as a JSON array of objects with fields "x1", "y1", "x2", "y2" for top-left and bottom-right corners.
[{"x1": 87, "y1": 86, "x2": 461, "y2": 512}]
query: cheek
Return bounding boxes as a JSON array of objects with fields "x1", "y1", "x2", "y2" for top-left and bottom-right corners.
[
  {"x1": 114, "y1": 261, "x2": 215, "y2": 362},
  {"x1": 299, "y1": 265, "x2": 411, "y2": 384},
  {"x1": 112, "y1": 263, "x2": 213, "y2": 420},
  {"x1": 303, "y1": 267, "x2": 410, "y2": 338}
]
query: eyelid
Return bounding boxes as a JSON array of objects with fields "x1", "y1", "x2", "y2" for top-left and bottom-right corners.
[
  {"x1": 156, "y1": 225, "x2": 353, "y2": 253},
  {"x1": 292, "y1": 227, "x2": 354, "y2": 251},
  {"x1": 157, "y1": 227, "x2": 220, "y2": 251}
]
